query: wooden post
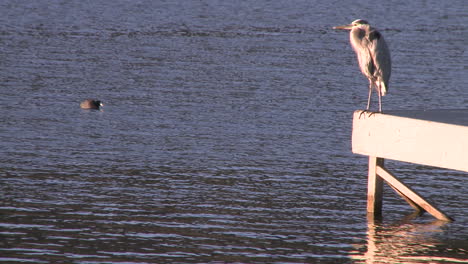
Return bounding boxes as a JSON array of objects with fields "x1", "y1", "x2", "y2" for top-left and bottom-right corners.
[{"x1": 367, "y1": 156, "x2": 383, "y2": 216}]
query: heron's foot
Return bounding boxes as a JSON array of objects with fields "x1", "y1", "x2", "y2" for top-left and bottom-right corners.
[{"x1": 359, "y1": 109, "x2": 379, "y2": 119}]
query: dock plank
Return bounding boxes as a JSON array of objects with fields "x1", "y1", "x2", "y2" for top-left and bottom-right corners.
[{"x1": 352, "y1": 110, "x2": 468, "y2": 172}]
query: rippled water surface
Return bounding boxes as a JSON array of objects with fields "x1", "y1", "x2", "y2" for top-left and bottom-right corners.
[{"x1": 1, "y1": 0, "x2": 467, "y2": 263}]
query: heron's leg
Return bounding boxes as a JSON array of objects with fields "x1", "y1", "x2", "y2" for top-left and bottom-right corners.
[
  {"x1": 377, "y1": 86, "x2": 383, "y2": 113},
  {"x1": 366, "y1": 82, "x2": 373, "y2": 110},
  {"x1": 359, "y1": 83, "x2": 374, "y2": 118}
]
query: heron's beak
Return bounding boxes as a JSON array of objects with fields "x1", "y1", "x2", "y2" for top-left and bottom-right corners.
[{"x1": 333, "y1": 24, "x2": 353, "y2": 30}]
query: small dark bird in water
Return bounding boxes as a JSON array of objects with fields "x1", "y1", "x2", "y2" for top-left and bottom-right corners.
[{"x1": 80, "y1": 99, "x2": 103, "y2": 110}]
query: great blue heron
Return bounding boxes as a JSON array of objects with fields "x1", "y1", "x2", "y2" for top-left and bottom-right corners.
[{"x1": 333, "y1": 19, "x2": 391, "y2": 112}]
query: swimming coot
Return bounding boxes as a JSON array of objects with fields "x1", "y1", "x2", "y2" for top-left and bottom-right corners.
[{"x1": 80, "y1": 99, "x2": 103, "y2": 110}]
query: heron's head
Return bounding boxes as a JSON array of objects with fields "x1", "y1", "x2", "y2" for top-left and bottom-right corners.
[{"x1": 333, "y1": 19, "x2": 369, "y2": 30}]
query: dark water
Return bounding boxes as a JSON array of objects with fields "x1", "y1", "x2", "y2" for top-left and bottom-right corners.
[{"x1": 1, "y1": 0, "x2": 467, "y2": 263}]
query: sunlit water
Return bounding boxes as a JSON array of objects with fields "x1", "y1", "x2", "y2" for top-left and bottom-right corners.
[{"x1": 0, "y1": 0, "x2": 467, "y2": 263}]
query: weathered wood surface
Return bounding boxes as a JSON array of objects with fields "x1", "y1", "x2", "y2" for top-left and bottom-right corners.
[{"x1": 352, "y1": 110, "x2": 468, "y2": 172}]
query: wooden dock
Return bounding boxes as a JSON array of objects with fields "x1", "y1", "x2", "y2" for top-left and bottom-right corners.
[{"x1": 352, "y1": 109, "x2": 468, "y2": 221}]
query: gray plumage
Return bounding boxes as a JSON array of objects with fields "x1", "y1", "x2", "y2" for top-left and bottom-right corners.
[{"x1": 334, "y1": 19, "x2": 391, "y2": 112}]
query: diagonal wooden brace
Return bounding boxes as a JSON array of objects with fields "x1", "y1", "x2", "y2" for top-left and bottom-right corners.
[{"x1": 376, "y1": 164, "x2": 453, "y2": 221}]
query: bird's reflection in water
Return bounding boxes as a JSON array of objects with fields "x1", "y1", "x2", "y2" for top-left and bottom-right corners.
[{"x1": 349, "y1": 213, "x2": 467, "y2": 263}]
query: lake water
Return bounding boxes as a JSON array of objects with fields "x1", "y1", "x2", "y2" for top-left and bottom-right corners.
[{"x1": 0, "y1": 0, "x2": 467, "y2": 263}]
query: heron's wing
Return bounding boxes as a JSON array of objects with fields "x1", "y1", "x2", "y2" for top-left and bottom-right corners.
[
  {"x1": 368, "y1": 30, "x2": 391, "y2": 91},
  {"x1": 350, "y1": 28, "x2": 375, "y2": 80}
]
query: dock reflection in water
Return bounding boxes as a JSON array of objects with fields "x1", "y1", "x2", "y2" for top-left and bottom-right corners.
[{"x1": 350, "y1": 213, "x2": 468, "y2": 263}]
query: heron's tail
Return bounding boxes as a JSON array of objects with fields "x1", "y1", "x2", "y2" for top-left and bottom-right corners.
[{"x1": 379, "y1": 81, "x2": 388, "y2": 96}]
